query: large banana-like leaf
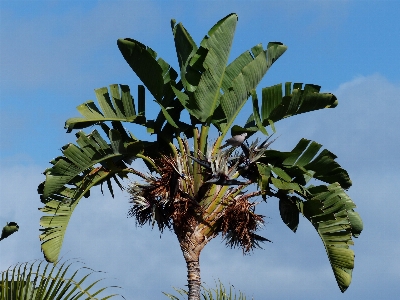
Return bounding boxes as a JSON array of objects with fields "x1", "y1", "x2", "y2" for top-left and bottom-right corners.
[
  {"x1": 172, "y1": 14, "x2": 287, "y2": 133},
  {"x1": 260, "y1": 138, "x2": 352, "y2": 189},
  {"x1": 250, "y1": 82, "x2": 338, "y2": 127},
  {"x1": 39, "y1": 128, "x2": 141, "y2": 262},
  {"x1": 117, "y1": 39, "x2": 186, "y2": 136},
  {"x1": 171, "y1": 15, "x2": 286, "y2": 140},
  {"x1": 171, "y1": 20, "x2": 198, "y2": 89},
  {"x1": 173, "y1": 13, "x2": 238, "y2": 123},
  {"x1": 278, "y1": 195, "x2": 300, "y2": 232},
  {"x1": 297, "y1": 183, "x2": 363, "y2": 292},
  {"x1": 117, "y1": 38, "x2": 178, "y2": 102},
  {"x1": 0, "y1": 260, "x2": 122, "y2": 299},
  {"x1": 65, "y1": 84, "x2": 145, "y2": 133},
  {"x1": 250, "y1": 90, "x2": 269, "y2": 135},
  {"x1": 40, "y1": 128, "x2": 139, "y2": 199},
  {"x1": 255, "y1": 138, "x2": 360, "y2": 292},
  {"x1": 217, "y1": 42, "x2": 287, "y2": 136}
]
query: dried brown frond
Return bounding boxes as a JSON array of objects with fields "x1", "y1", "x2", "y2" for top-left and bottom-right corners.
[
  {"x1": 127, "y1": 167, "x2": 153, "y2": 181},
  {"x1": 219, "y1": 191, "x2": 266, "y2": 253},
  {"x1": 171, "y1": 196, "x2": 199, "y2": 239},
  {"x1": 127, "y1": 153, "x2": 197, "y2": 234},
  {"x1": 127, "y1": 178, "x2": 172, "y2": 231}
]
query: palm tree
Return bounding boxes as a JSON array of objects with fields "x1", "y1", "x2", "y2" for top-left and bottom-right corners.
[
  {"x1": 164, "y1": 280, "x2": 249, "y2": 300},
  {"x1": 37, "y1": 13, "x2": 363, "y2": 300},
  {"x1": 1, "y1": 259, "x2": 123, "y2": 299}
]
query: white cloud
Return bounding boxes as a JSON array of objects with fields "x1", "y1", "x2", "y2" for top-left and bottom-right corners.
[{"x1": 275, "y1": 74, "x2": 400, "y2": 174}]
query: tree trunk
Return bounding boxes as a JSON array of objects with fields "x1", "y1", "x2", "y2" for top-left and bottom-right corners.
[
  {"x1": 186, "y1": 259, "x2": 201, "y2": 300},
  {"x1": 177, "y1": 230, "x2": 209, "y2": 300}
]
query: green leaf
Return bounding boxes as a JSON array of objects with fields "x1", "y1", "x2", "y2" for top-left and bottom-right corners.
[
  {"x1": 39, "y1": 128, "x2": 141, "y2": 262},
  {"x1": 347, "y1": 210, "x2": 363, "y2": 237},
  {"x1": 295, "y1": 141, "x2": 322, "y2": 167},
  {"x1": 261, "y1": 83, "x2": 282, "y2": 121},
  {"x1": 268, "y1": 119, "x2": 276, "y2": 133},
  {"x1": 304, "y1": 149, "x2": 352, "y2": 189},
  {"x1": 187, "y1": 13, "x2": 238, "y2": 122},
  {"x1": 154, "y1": 100, "x2": 179, "y2": 128},
  {"x1": 170, "y1": 15, "x2": 287, "y2": 138},
  {"x1": 171, "y1": 20, "x2": 198, "y2": 90},
  {"x1": 0, "y1": 260, "x2": 122, "y2": 299},
  {"x1": 282, "y1": 138, "x2": 311, "y2": 166},
  {"x1": 279, "y1": 196, "x2": 299, "y2": 232},
  {"x1": 279, "y1": 138, "x2": 352, "y2": 189},
  {"x1": 256, "y1": 163, "x2": 271, "y2": 195},
  {"x1": 298, "y1": 183, "x2": 362, "y2": 292},
  {"x1": 271, "y1": 177, "x2": 302, "y2": 193},
  {"x1": 42, "y1": 130, "x2": 116, "y2": 198},
  {"x1": 117, "y1": 38, "x2": 178, "y2": 101},
  {"x1": 65, "y1": 84, "x2": 144, "y2": 132},
  {"x1": 221, "y1": 48, "x2": 255, "y2": 93},
  {"x1": 271, "y1": 166, "x2": 292, "y2": 182},
  {"x1": 261, "y1": 82, "x2": 338, "y2": 125},
  {"x1": 0, "y1": 222, "x2": 19, "y2": 241},
  {"x1": 218, "y1": 42, "x2": 287, "y2": 138},
  {"x1": 118, "y1": 37, "x2": 185, "y2": 136}
]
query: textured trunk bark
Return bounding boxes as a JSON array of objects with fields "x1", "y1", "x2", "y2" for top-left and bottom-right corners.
[
  {"x1": 186, "y1": 258, "x2": 201, "y2": 300},
  {"x1": 177, "y1": 230, "x2": 209, "y2": 300}
]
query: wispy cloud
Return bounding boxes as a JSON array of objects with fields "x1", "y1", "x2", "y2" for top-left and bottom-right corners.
[{"x1": 276, "y1": 74, "x2": 400, "y2": 173}]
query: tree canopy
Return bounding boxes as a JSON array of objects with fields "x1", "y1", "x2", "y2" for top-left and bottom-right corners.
[{"x1": 37, "y1": 13, "x2": 363, "y2": 296}]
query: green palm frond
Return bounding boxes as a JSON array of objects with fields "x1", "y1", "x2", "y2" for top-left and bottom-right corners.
[
  {"x1": 0, "y1": 259, "x2": 123, "y2": 300},
  {"x1": 255, "y1": 137, "x2": 352, "y2": 233},
  {"x1": 172, "y1": 14, "x2": 287, "y2": 140},
  {"x1": 164, "y1": 280, "x2": 250, "y2": 300}
]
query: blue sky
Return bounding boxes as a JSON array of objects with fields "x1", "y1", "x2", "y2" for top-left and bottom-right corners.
[{"x1": 1, "y1": 1, "x2": 399, "y2": 299}]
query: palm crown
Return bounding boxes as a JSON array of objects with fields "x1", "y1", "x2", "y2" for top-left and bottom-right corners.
[{"x1": 38, "y1": 13, "x2": 363, "y2": 299}]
